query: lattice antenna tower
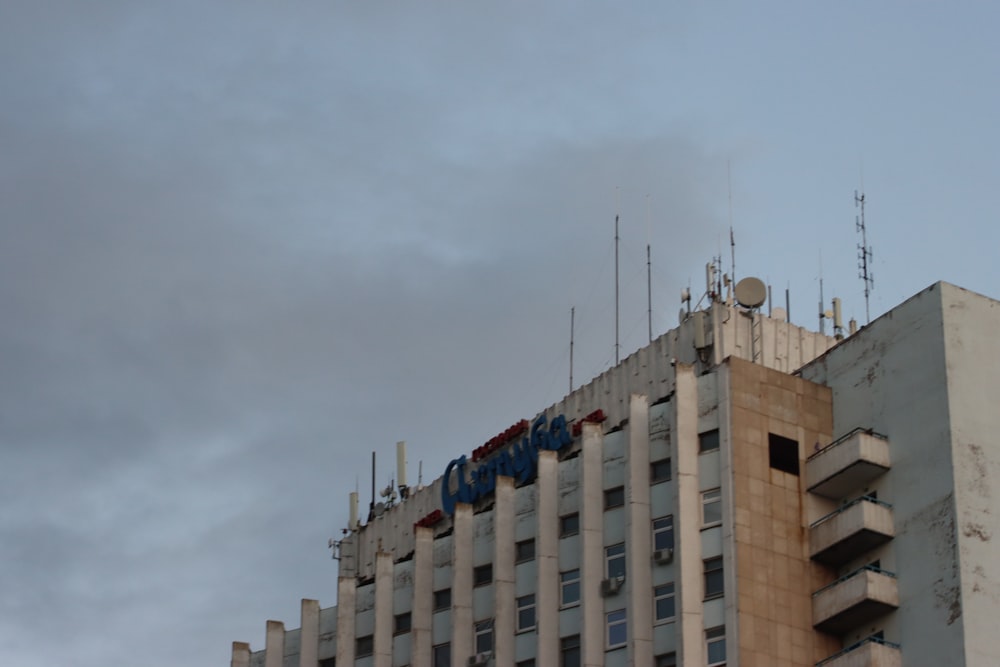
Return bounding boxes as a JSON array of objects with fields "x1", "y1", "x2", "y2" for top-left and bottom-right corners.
[{"x1": 855, "y1": 189, "x2": 873, "y2": 323}]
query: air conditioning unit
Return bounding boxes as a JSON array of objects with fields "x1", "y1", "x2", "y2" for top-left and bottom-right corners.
[
  {"x1": 468, "y1": 651, "x2": 492, "y2": 666},
  {"x1": 600, "y1": 576, "x2": 623, "y2": 596},
  {"x1": 653, "y1": 548, "x2": 674, "y2": 564}
]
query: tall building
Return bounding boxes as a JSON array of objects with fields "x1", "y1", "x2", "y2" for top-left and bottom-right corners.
[{"x1": 231, "y1": 281, "x2": 1000, "y2": 667}]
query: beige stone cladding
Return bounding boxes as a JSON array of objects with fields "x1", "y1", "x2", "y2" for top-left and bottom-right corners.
[{"x1": 726, "y1": 357, "x2": 840, "y2": 666}]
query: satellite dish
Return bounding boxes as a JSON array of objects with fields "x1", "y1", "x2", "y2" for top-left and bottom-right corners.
[
  {"x1": 771, "y1": 306, "x2": 787, "y2": 321},
  {"x1": 735, "y1": 277, "x2": 767, "y2": 309},
  {"x1": 373, "y1": 502, "x2": 386, "y2": 517}
]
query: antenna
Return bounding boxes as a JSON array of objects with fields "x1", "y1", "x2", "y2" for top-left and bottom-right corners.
[
  {"x1": 396, "y1": 441, "x2": 409, "y2": 499},
  {"x1": 368, "y1": 451, "x2": 376, "y2": 522},
  {"x1": 818, "y1": 251, "x2": 825, "y2": 335},
  {"x1": 728, "y1": 161, "x2": 736, "y2": 285},
  {"x1": 569, "y1": 306, "x2": 575, "y2": 393},
  {"x1": 856, "y1": 189, "x2": 873, "y2": 323},
  {"x1": 646, "y1": 194, "x2": 652, "y2": 343},
  {"x1": 614, "y1": 201, "x2": 621, "y2": 365}
]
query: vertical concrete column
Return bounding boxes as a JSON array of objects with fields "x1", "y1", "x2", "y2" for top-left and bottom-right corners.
[
  {"x1": 264, "y1": 620, "x2": 285, "y2": 667},
  {"x1": 674, "y1": 363, "x2": 704, "y2": 666},
  {"x1": 451, "y1": 503, "x2": 474, "y2": 667},
  {"x1": 580, "y1": 422, "x2": 605, "y2": 667},
  {"x1": 535, "y1": 450, "x2": 559, "y2": 667},
  {"x1": 299, "y1": 599, "x2": 320, "y2": 667},
  {"x1": 626, "y1": 393, "x2": 653, "y2": 665},
  {"x1": 493, "y1": 476, "x2": 515, "y2": 664},
  {"x1": 717, "y1": 365, "x2": 739, "y2": 667},
  {"x1": 411, "y1": 526, "x2": 434, "y2": 667},
  {"x1": 373, "y1": 550, "x2": 394, "y2": 667},
  {"x1": 231, "y1": 642, "x2": 250, "y2": 667},
  {"x1": 336, "y1": 576, "x2": 357, "y2": 665}
]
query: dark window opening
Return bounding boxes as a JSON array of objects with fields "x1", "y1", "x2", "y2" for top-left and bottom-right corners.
[
  {"x1": 604, "y1": 486, "x2": 625, "y2": 509},
  {"x1": 394, "y1": 612, "x2": 411, "y2": 634},
  {"x1": 561, "y1": 634, "x2": 581, "y2": 667},
  {"x1": 433, "y1": 588, "x2": 451, "y2": 611},
  {"x1": 560, "y1": 513, "x2": 580, "y2": 537},
  {"x1": 699, "y1": 429, "x2": 720, "y2": 453},
  {"x1": 704, "y1": 556, "x2": 724, "y2": 599},
  {"x1": 651, "y1": 458, "x2": 672, "y2": 483},
  {"x1": 474, "y1": 564, "x2": 493, "y2": 587},
  {"x1": 768, "y1": 433, "x2": 800, "y2": 475},
  {"x1": 515, "y1": 539, "x2": 535, "y2": 563},
  {"x1": 356, "y1": 635, "x2": 374, "y2": 658}
]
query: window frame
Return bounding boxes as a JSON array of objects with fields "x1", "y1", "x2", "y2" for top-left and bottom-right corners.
[
  {"x1": 653, "y1": 515, "x2": 674, "y2": 551},
  {"x1": 605, "y1": 543, "x2": 626, "y2": 580},
  {"x1": 560, "y1": 568, "x2": 581, "y2": 607},
  {"x1": 653, "y1": 582, "x2": 676, "y2": 624},
  {"x1": 474, "y1": 618, "x2": 493, "y2": 654},
  {"x1": 699, "y1": 428, "x2": 721, "y2": 453},
  {"x1": 516, "y1": 594, "x2": 536, "y2": 632},
  {"x1": 432, "y1": 642, "x2": 451, "y2": 667},
  {"x1": 515, "y1": 538, "x2": 535, "y2": 563},
  {"x1": 702, "y1": 487, "x2": 722, "y2": 527},
  {"x1": 606, "y1": 608, "x2": 627, "y2": 649},
  {"x1": 704, "y1": 556, "x2": 724, "y2": 599},
  {"x1": 560, "y1": 634, "x2": 581, "y2": 667},
  {"x1": 559, "y1": 512, "x2": 580, "y2": 537},
  {"x1": 655, "y1": 652, "x2": 677, "y2": 667},
  {"x1": 356, "y1": 634, "x2": 374, "y2": 658},
  {"x1": 706, "y1": 626, "x2": 726, "y2": 666}
]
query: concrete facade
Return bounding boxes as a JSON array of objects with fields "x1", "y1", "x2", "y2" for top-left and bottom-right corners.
[{"x1": 232, "y1": 282, "x2": 1000, "y2": 667}]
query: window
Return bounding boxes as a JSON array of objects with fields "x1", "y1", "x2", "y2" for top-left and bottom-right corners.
[
  {"x1": 606, "y1": 608, "x2": 627, "y2": 649},
  {"x1": 651, "y1": 458, "x2": 672, "y2": 483},
  {"x1": 433, "y1": 588, "x2": 451, "y2": 611},
  {"x1": 604, "y1": 486, "x2": 625, "y2": 509},
  {"x1": 654, "y1": 582, "x2": 675, "y2": 623},
  {"x1": 516, "y1": 539, "x2": 535, "y2": 563},
  {"x1": 560, "y1": 569, "x2": 581, "y2": 607},
  {"x1": 706, "y1": 626, "x2": 726, "y2": 666},
  {"x1": 653, "y1": 515, "x2": 674, "y2": 550},
  {"x1": 474, "y1": 564, "x2": 493, "y2": 587},
  {"x1": 704, "y1": 556, "x2": 724, "y2": 599},
  {"x1": 319, "y1": 659, "x2": 336, "y2": 667},
  {"x1": 432, "y1": 642, "x2": 451, "y2": 667},
  {"x1": 559, "y1": 513, "x2": 580, "y2": 537},
  {"x1": 702, "y1": 488, "x2": 722, "y2": 527},
  {"x1": 768, "y1": 433, "x2": 800, "y2": 475},
  {"x1": 605, "y1": 543, "x2": 626, "y2": 579},
  {"x1": 561, "y1": 634, "x2": 581, "y2": 667},
  {"x1": 516, "y1": 661, "x2": 536, "y2": 667},
  {"x1": 655, "y1": 653, "x2": 677, "y2": 667},
  {"x1": 699, "y1": 429, "x2": 720, "y2": 453},
  {"x1": 394, "y1": 612, "x2": 411, "y2": 634},
  {"x1": 356, "y1": 635, "x2": 373, "y2": 658},
  {"x1": 475, "y1": 619, "x2": 493, "y2": 653},
  {"x1": 516, "y1": 594, "x2": 536, "y2": 632}
]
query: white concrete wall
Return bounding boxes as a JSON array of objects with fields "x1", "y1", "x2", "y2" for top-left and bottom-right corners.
[
  {"x1": 799, "y1": 282, "x2": 967, "y2": 663},
  {"x1": 937, "y1": 283, "x2": 1000, "y2": 667}
]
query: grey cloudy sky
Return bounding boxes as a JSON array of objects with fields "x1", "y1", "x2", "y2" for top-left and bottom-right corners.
[{"x1": 2, "y1": 2, "x2": 999, "y2": 665}]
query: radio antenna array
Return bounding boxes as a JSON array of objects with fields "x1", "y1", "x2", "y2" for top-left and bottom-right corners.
[{"x1": 856, "y1": 189, "x2": 873, "y2": 323}]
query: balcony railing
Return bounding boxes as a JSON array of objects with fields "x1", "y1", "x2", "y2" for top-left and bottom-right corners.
[
  {"x1": 807, "y1": 429, "x2": 890, "y2": 500},
  {"x1": 815, "y1": 635, "x2": 902, "y2": 667},
  {"x1": 810, "y1": 496, "x2": 894, "y2": 566},
  {"x1": 813, "y1": 565, "x2": 899, "y2": 634}
]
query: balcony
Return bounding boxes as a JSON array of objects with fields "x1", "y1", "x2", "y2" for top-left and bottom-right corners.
[
  {"x1": 810, "y1": 497, "x2": 894, "y2": 567},
  {"x1": 807, "y1": 429, "x2": 890, "y2": 500},
  {"x1": 816, "y1": 636, "x2": 902, "y2": 667},
  {"x1": 813, "y1": 565, "x2": 899, "y2": 635}
]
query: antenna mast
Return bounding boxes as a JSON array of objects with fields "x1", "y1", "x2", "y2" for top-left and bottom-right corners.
[
  {"x1": 728, "y1": 161, "x2": 736, "y2": 284},
  {"x1": 856, "y1": 189, "x2": 873, "y2": 323},
  {"x1": 614, "y1": 192, "x2": 621, "y2": 365},
  {"x1": 569, "y1": 306, "x2": 575, "y2": 393},
  {"x1": 646, "y1": 194, "x2": 652, "y2": 343}
]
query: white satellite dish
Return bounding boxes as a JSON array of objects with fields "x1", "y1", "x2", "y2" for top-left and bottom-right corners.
[{"x1": 735, "y1": 277, "x2": 767, "y2": 309}]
